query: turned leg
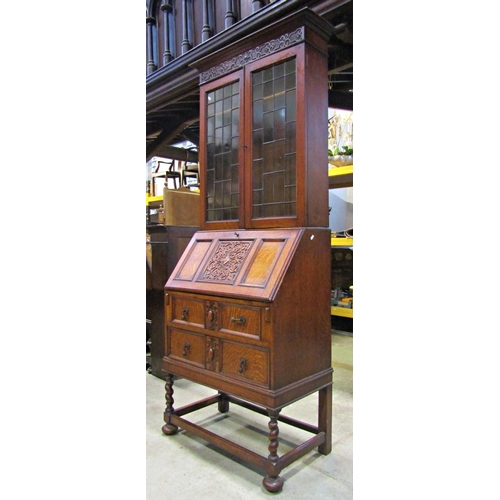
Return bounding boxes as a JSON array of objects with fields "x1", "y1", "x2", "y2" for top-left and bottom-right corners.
[
  {"x1": 162, "y1": 374, "x2": 178, "y2": 435},
  {"x1": 217, "y1": 392, "x2": 229, "y2": 413},
  {"x1": 262, "y1": 408, "x2": 284, "y2": 493},
  {"x1": 318, "y1": 384, "x2": 332, "y2": 455}
]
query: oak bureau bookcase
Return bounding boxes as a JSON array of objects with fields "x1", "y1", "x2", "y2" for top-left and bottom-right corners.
[{"x1": 161, "y1": 7, "x2": 335, "y2": 493}]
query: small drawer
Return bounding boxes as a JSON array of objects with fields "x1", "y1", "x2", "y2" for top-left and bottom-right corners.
[
  {"x1": 169, "y1": 329, "x2": 205, "y2": 368},
  {"x1": 221, "y1": 341, "x2": 269, "y2": 386},
  {"x1": 219, "y1": 303, "x2": 261, "y2": 339},
  {"x1": 171, "y1": 296, "x2": 205, "y2": 328}
]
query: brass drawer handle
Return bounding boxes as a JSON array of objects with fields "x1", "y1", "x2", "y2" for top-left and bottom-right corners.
[
  {"x1": 238, "y1": 357, "x2": 247, "y2": 373},
  {"x1": 181, "y1": 308, "x2": 189, "y2": 321},
  {"x1": 182, "y1": 342, "x2": 190, "y2": 356},
  {"x1": 231, "y1": 316, "x2": 246, "y2": 325}
]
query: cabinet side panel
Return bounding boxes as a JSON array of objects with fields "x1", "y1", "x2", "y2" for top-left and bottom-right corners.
[
  {"x1": 271, "y1": 228, "x2": 332, "y2": 388},
  {"x1": 305, "y1": 44, "x2": 329, "y2": 228}
]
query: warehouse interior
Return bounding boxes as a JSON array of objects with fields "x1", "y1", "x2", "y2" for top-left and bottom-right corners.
[
  {"x1": 3, "y1": 2, "x2": 497, "y2": 500},
  {"x1": 146, "y1": 1, "x2": 353, "y2": 497}
]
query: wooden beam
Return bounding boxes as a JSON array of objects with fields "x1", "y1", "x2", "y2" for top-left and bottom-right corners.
[
  {"x1": 146, "y1": 143, "x2": 198, "y2": 163},
  {"x1": 328, "y1": 62, "x2": 353, "y2": 75},
  {"x1": 146, "y1": 113, "x2": 199, "y2": 161}
]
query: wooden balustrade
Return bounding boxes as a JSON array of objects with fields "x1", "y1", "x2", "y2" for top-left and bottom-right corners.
[
  {"x1": 225, "y1": 0, "x2": 236, "y2": 28},
  {"x1": 146, "y1": 0, "x2": 271, "y2": 74},
  {"x1": 160, "y1": 1, "x2": 173, "y2": 64}
]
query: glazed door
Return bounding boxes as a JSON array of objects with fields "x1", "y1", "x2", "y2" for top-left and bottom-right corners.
[{"x1": 199, "y1": 70, "x2": 245, "y2": 230}]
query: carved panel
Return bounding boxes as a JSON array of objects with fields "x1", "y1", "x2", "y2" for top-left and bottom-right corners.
[
  {"x1": 199, "y1": 240, "x2": 252, "y2": 283},
  {"x1": 206, "y1": 337, "x2": 220, "y2": 372},
  {"x1": 200, "y1": 27, "x2": 304, "y2": 83},
  {"x1": 206, "y1": 301, "x2": 218, "y2": 331}
]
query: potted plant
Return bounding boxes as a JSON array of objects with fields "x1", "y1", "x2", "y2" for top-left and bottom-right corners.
[{"x1": 328, "y1": 145, "x2": 353, "y2": 167}]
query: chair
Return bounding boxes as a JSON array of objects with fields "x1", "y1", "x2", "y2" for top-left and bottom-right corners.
[
  {"x1": 152, "y1": 158, "x2": 181, "y2": 192},
  {"x1": 181, "y1": 147, "x2": 200, "y2": 187}
]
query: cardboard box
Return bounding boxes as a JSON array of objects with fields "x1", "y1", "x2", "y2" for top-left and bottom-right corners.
[{"x1": 163, "y1": 187, "x2": 200, "y2": 226}]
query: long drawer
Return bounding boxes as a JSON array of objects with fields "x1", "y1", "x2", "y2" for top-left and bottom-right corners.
[
  {"x1": 166, "y1": 327, "x2": 269, "y2": 387},
  {"x1": 168, "y1": 293, "x2": 264, "y2": 340}
]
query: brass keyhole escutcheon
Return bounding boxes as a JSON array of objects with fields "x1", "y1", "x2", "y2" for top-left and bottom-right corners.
[
  {"x1": 238, "y1": 357, "x2": 247, "y2": 373},
  {"x1": 182, "y1": 342, "x2": 190, "y2": 356},
  {"x1": 181, "y1": 308, "x2": 189, "y2": 321}
]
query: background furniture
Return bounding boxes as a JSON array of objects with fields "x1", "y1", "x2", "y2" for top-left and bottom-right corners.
[
  {"x1": 146, "y1": 225, "x2": 199, "y2": 379},
  {"x1": 181, "y1": 147, "x2": 200, "y2": 187},
  {"x1": 152, "y1": 159, "x2": 181, "y2": 192}
]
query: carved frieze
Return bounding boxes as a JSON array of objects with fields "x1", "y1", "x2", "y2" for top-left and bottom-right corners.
[{"x1": 200, "y1": 27, "x2": 304, "y2": 83}]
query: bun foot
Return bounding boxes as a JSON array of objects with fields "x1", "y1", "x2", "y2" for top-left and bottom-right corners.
[
  {"x1": 162, "y1": 423, "x2": 178, "y2": 435},
  {"x1": 262, "y1": 475, "x2": 284, "y2": 493}
]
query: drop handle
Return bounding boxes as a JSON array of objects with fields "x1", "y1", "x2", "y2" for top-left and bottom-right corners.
[
  {"x1": 231, "y1": 316, "x2": 246, "y2": 325},
  {"x1": 238, "y1": 357, "x2": 247, "y2": 373},
  {"x1": 182, "y1": 342, "x2": 190, "y2": 356},
  {"x1": 181, "y1": 308, "x2": 189, "y2": 320}
]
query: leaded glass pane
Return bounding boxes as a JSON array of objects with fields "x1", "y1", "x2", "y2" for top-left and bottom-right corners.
[
  {"x1": 205, "y1": 80, "x2": 240, "y2": 222},
  {"x1": 251, "y1": 58, "x2": 296, "y2": 219}
]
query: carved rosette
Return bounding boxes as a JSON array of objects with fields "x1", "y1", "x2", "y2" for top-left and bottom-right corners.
[
  {"x1": 200, "y1": 27, "x2": 304, "y2": 83},
  {"x1": 200, "y1": 241, "x2": 252, "y2": 283}
]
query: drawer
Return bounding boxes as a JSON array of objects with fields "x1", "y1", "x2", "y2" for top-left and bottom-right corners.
[
  {"x1": 219, "y1": 303, "x2": 261, "y2": 339},
  {"x1": 221, "y1": 341, "x2": 269, "y2": 386},
  {"x1": 169, "y1": 329, "x2": 205, "y2": 368},
  {"x1": 171, "y1": 296, "x2": 205, "y2": 328}
]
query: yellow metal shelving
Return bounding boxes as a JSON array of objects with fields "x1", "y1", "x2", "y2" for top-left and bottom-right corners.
[
  {"x1": 329, "y1": 166, "x2": 353, "y2": 318},
  {"x1": 331, "y1": 237, "x2": 353, "y2": 247},
  {"x1": 146, "y1": 195, "x2": 163, "y2": 206},
  {"x1": 330, "y1": 306, "x2": 353, "y2": 318},
  {"x1": 328, "y1": 165, "x2": 353, "y2": 189}
]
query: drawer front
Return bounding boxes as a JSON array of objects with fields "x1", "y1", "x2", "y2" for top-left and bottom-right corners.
[
  {"x1": 169, "y1": 329, "x2": 205, "y2": 368},
  {"x1": 171, "y1": 296, "x2": 205, "y2": 328},
  {"x1": 219, "y1": 303, "x2": 261, "y2": 339},
  {"x1": 221, "y1": 341, "x2": 269, "y2": 386}
]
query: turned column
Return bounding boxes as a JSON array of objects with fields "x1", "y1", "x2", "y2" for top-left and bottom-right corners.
[
  {"x1": 252, "y1": 0, "x2": 264, "y2": 13},
  {"x1": 225, "y1": 0, "x2": 236, "y2": 29},
  {"x1": 162, "y1": 374, "x2": 178, "y2": 435},
  {"x1": 181, "y1": 0, "x2": 192, "y2": 54},
  {"x1": 262, "y1": 409, "x2": 284, "y2": 493},
  {"x1": 202, "y1": 0, "x2": 213, "y2": 42},
  {"x1": 160, "y1": 1, "x2": 173, "y2": 64},
  {"x1": 146, "y1": 16, "x2": 157, "y2": 75}
]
